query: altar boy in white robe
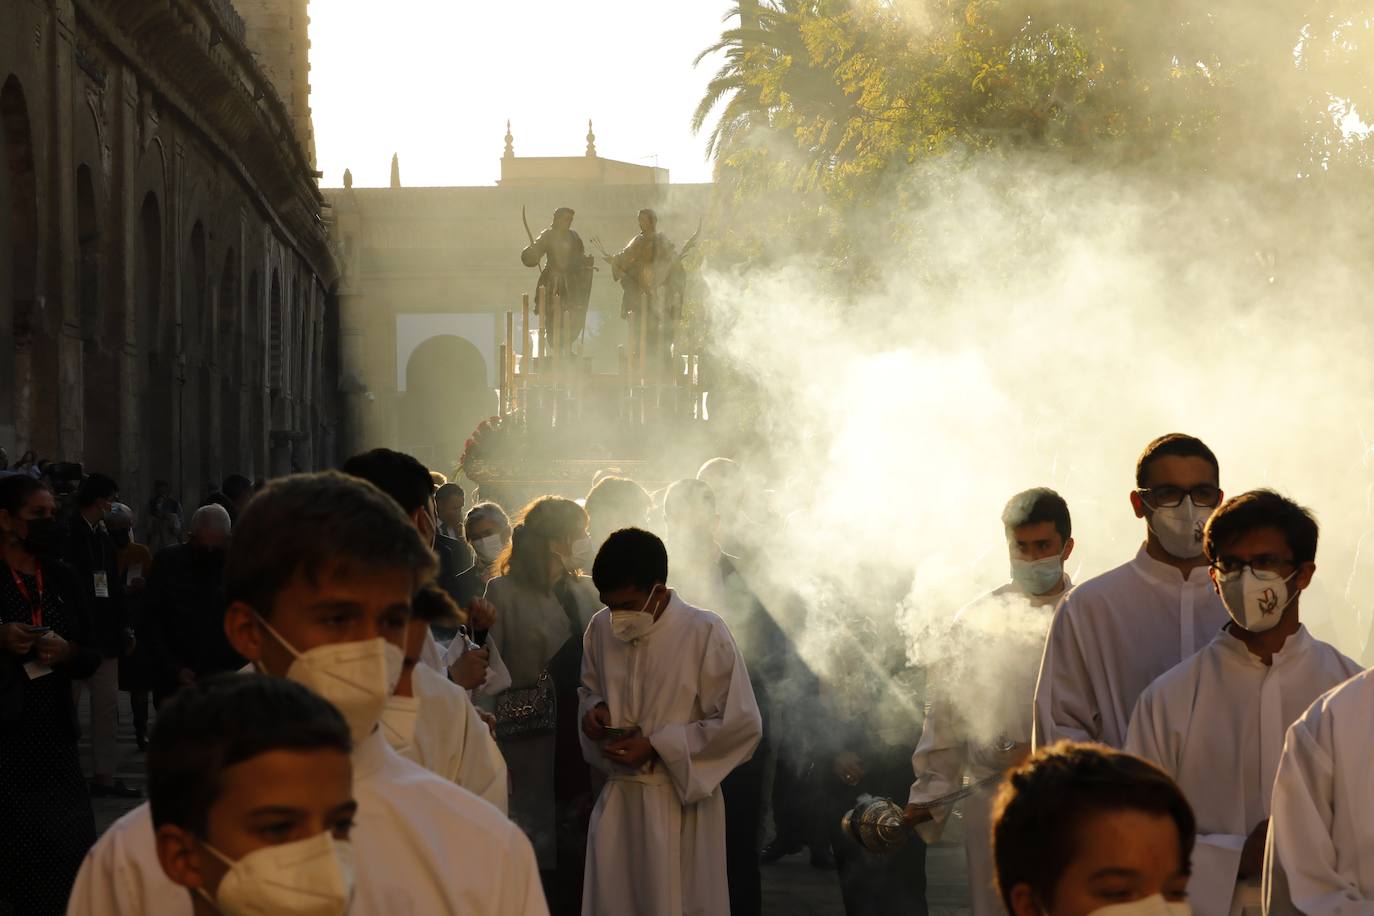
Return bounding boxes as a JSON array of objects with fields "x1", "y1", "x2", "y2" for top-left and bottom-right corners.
[
  {"x1": 906, "y1": 487, "x2": 1074, "y2": 916},
  {"x1": 1126, "y1": 490, "x2": 1359, "y2": 916},
  {"x1": 1034, "y1": 433, "x2": 1231, "y2": 749},
  {"x1": 579, "y1": 528, "x2": 762, "y2": 916},
  {"x1": 1264, "y1": 671, "x2": 1374, "y2": 913}
]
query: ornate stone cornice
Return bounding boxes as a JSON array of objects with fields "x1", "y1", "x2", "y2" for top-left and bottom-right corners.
[{"x1": 75, "y1": 0, "x2": 337, "y2": 286}]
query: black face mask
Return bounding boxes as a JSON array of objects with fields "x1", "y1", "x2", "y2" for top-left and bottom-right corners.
[
  {"x1": 109, "y1": 529, "x2": 132, "y2": 549},
  {"x1": 22, "y1": 517, "x2": 62, "y2": 558},
  {"x1": 191, "y1": 544, "x2": 225, "y2": 567}
]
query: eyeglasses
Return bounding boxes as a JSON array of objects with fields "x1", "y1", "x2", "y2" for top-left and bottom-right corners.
[
  {"x1": 1135, "y1": 485, "x2": 1221, "y2": 509},
  {"x1": 1209, "y1": 556, "x2": 1296, "y2": 579}
]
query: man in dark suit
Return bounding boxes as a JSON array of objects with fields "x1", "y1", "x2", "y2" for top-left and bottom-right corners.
[{"x1": 61, "y1": 472, "x2": 138, "y2": 798}]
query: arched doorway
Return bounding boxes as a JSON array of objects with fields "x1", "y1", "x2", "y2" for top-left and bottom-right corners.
[
  {"x1": 246, "y1": 268, "x2": 263, "y2": 476},
  {"x1": 78, "y1": 163, "x2": 119, "y2": 473},
  {"x1": 219, "y1": 248, "x2": 242, "y2": 474},
  {"x1": 400, "y1": 335, "x2": 490, "y2": 474},
  {"x1": 137, "y1": 191, "x2": 172, "y2": 489},
  {"x1": 0, "y1": 75, "x2": 37, "y2": 455},
  {"x1": 2, "y1": 76, "x2": 48, "y2": 457}
]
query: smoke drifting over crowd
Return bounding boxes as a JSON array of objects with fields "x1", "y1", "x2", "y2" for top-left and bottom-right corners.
[{"x1": 692, "y1": 0, "x2": 1374, "y2": 741}]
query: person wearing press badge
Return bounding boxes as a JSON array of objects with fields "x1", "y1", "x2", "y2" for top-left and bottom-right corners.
[
  {"x1": 0, "y1": 474, "x2": 102, "y2": 915},
  {"x1": 61, "y1": 472, "x2": 139, "y2": 799}
]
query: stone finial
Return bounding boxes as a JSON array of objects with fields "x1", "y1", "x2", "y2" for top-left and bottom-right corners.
[
  {"x1": 343, "y1": 168, "x2": 353, "y2": 189},
  {"x1": 586, "y1": 119, "x2": 597, "y2": 157},
  {"x1": 390, "y1": 153, "x2": 401, "y2": 189},
  {"x1": 504, "y1": 120, "x2": 515, "y2": 159}
]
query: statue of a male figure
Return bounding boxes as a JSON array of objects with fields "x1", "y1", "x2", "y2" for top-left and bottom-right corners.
[{"x1": 521, "y1": 206, "x2": 594, "y2": 348}]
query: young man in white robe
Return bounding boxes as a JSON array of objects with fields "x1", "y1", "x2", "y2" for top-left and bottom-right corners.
[
  {"x1": 1263, "y1": 671, "x2": 1374, "y2": 912},
  {"x1": 341, "y1": 448, "x2": 511, "y2": 811},
  {"x1": 1125, "y1": 490, "x2": 1359, "y2": 916},
  {"x1": 906, "y1": 487, "x2": 1075, "y2": 916},
  {"x1": 579, "y1": 527, "x2": 762, "y2": 916},
  {"x1": 1033, "y1": 433, "x2": 1230, "y2": 749},
  {"x1": 382, "y1": 583, "x2": 509, "y2": 813},
  {"x1": 67, "y1": 472, "x2": 547, "y2": 916}
]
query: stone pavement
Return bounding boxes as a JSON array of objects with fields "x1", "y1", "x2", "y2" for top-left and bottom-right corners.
[{"x1": 82, "y1": 693, "x2": 973, "y2": 916}]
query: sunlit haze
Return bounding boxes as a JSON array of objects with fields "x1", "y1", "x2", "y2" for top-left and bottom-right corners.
[{"x1": 309, "y1": 0, "x2": 731, "y2": 188}]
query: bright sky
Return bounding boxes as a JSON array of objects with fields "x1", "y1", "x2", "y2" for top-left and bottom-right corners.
[{"x1": 309, "y1": 0, "x2": 734, "y2": 189}]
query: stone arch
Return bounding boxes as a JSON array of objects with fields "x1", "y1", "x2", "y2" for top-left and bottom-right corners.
[
  {"x1": 246, "y1": 267, "x2": 264, "y2": 477},
  {"x1": 219, "y1": 247, "x2": 241, "y2": 472},
  {"x1": 400, "y1": 335, "x2": 490, "y2": 472},
  {"x1": 0, "y1": 75, "x2": 37, "y2": 454},
  {"x1": 185, "y1": 221, "x2": 207, "y2": 360},
  {"x1": 137, "y1": 190, "x2": 173, "y2": 489},
  {"x1": 2, "y1": 75, "x2": 55, "y2": 457},
  {"x1": 268, "y1": 269, "x2": 283, "y2": 391},
  {"x1": 77, "y1": 162, "x2": 119, "y2": 471}
]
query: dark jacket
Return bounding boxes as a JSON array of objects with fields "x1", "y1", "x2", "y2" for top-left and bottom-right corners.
[
  {"x1": 60, "y1": 514, "x2": 127, "y2": 656},
  {"x1": 0, "y1": 557, "x2": 101, "y2": 733},
  {"x1": 435, "y1": 534, "x2": 483, "y2": 608},
  {"x1": 142, "y1": 544, "x2": 242, "y2": 691}
]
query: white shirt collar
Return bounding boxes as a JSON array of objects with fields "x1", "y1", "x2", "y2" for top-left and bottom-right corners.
[{"x1": 1130, "y1": 543, "x2": 1212, "y2": 586}]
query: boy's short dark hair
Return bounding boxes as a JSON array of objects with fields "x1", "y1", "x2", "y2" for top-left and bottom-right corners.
[
  {"x1": 585, "y1": 477, "x2": 652, "y2": 526},
  {"x1": 592, "y1": 527, "x2": 669, "y2": 593},
  {"x1": 435, "y1": 482, "x2": 464, "y2": 507},
  {"x1": 148, "y1": 673, "x2": 351, "y2": 834},
  {"x1": 341, "y1": 448, "x2": 434, "y2": 516},
  {"x1": 76, "y1": 472, "x2": 119, "y2": 507},
  {"x1": 226, "y1": 471, "x2": 436, "y2": 616},
  {"x1": 1204, "y1": 489, "x2": 1318, "y2": 565},
  {"x1": 222, "y1": 474, "x2": 253, "y2": 501},
  {"x1": 993, "y1": 742, "x2": 1196, "y2": 912},
  {"x1": 1136, "y1": 434, "x2": 1219, "y2": 487},
  {"x1": 1001, "y1": 487, "x2": 1071, "y2": 542}
]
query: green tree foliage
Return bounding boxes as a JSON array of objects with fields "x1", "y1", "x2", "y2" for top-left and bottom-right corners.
[{"x1": 694, "y1": 0, "x2": 1372, "y2": 263}]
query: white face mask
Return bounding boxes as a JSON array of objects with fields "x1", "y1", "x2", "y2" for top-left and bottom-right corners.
[
  {"x1": 1149, "y1": 501, "x2": 1212, "y2": 559},
  {"x1": 379, "y1": 694, "x2": 422, "y2": 758},
  {"x1": 472, "y1": 534, "x2": 503, "y2": 565},
  {"x1": 1009, "y1": 554, "x2": 1064, "y2": 596},
  {"x1": 1218, "y1": 567, "x2": 1298, "y2": 634},
  {"x1": 564, "y1": 536, "x2": 595, "y2": 573},
  {"x1": 198, "y1": 832, "x2": 355, "y2": 916},
  {"x1": 610, "y1": 588, "x2": 663, "y2": 643},
  {"x1": 257, "y1": 616, "x2": 404, "y2": 744},
  {"x1": 1088, "y1": 894, "x2": 1191, "y2": 916}
]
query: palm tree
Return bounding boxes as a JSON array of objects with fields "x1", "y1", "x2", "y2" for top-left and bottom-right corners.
[{"x1": 691, "y1": 1, "x2": 856, "y2": 166}]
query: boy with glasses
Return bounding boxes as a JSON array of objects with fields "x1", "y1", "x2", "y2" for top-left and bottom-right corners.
[
  {"x1": 1034, "y1": 434, "x2": 1230, "y2": 749},
  {"x1": 1125, "y1": 490, "x2": 1357, "y2": 916}
]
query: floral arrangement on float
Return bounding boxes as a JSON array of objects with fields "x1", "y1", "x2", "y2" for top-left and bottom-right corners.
[{"x1": 458, "y1": 415, "x2": 519, "y2": 483}]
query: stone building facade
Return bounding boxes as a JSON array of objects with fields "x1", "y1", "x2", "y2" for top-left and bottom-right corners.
[
  {"x1": 0, "y1": 0, "x2": 339, "y2": 512},
  {"x1": 327, "y1": 125, "x2": 711, "y2": 474}
]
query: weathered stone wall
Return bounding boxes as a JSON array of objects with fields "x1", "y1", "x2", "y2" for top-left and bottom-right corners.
[{"x1": 0, "y1": 0, "x2": 340, "y2": 513}]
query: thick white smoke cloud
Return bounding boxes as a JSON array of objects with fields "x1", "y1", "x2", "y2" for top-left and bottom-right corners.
[{"x1": 699, "y1": 151, "x2": 1374, "y2": 741}]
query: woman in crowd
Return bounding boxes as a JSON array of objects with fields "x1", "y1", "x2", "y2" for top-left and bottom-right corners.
[
  {"x1": 484, "y1": 496, "x2": 601, "y2": 916},
  {"x1": 0, "y1": 475, "x2": 102, "y2": 915},
  {"x1": 465, "y1": 501, "x2": 512, "y2": 581}
]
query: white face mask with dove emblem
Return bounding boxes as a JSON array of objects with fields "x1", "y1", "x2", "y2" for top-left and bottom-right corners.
[{"x1": 1218, "y1": 567, "x2": 1298, "y2": 633}]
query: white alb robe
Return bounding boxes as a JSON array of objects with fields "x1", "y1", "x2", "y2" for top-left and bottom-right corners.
[
  {"x1": 383, "y1": 661, "x2": 510, "y2": 814},
  {"x1": 1033, "y1": 545, "x2": 1228, "y2": 749},
  {"x1": 1125, "y1": 626, "x2": 1359, "y2": 916},
  {"x1": 578, "y1": 592, "x2": 762, "y2": 916},
  {"x1": 910, "y1": 578, "x2": 1065, "y2": 916},
  {"x1": 1263, "y1": 666, "x2": 1374, "y2": 916},
  {"x1": 66, "y1": 730, "x2": 546, "y2": 916}
]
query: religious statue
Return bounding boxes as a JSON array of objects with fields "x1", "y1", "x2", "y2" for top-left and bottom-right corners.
[{"x1": 520, "y1": 206, "x2": 595, "y2": 351}]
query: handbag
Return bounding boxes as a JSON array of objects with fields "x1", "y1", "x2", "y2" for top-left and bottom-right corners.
[{"x1": 494, "y1": 665, "x2": 556, "y2": 741}]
